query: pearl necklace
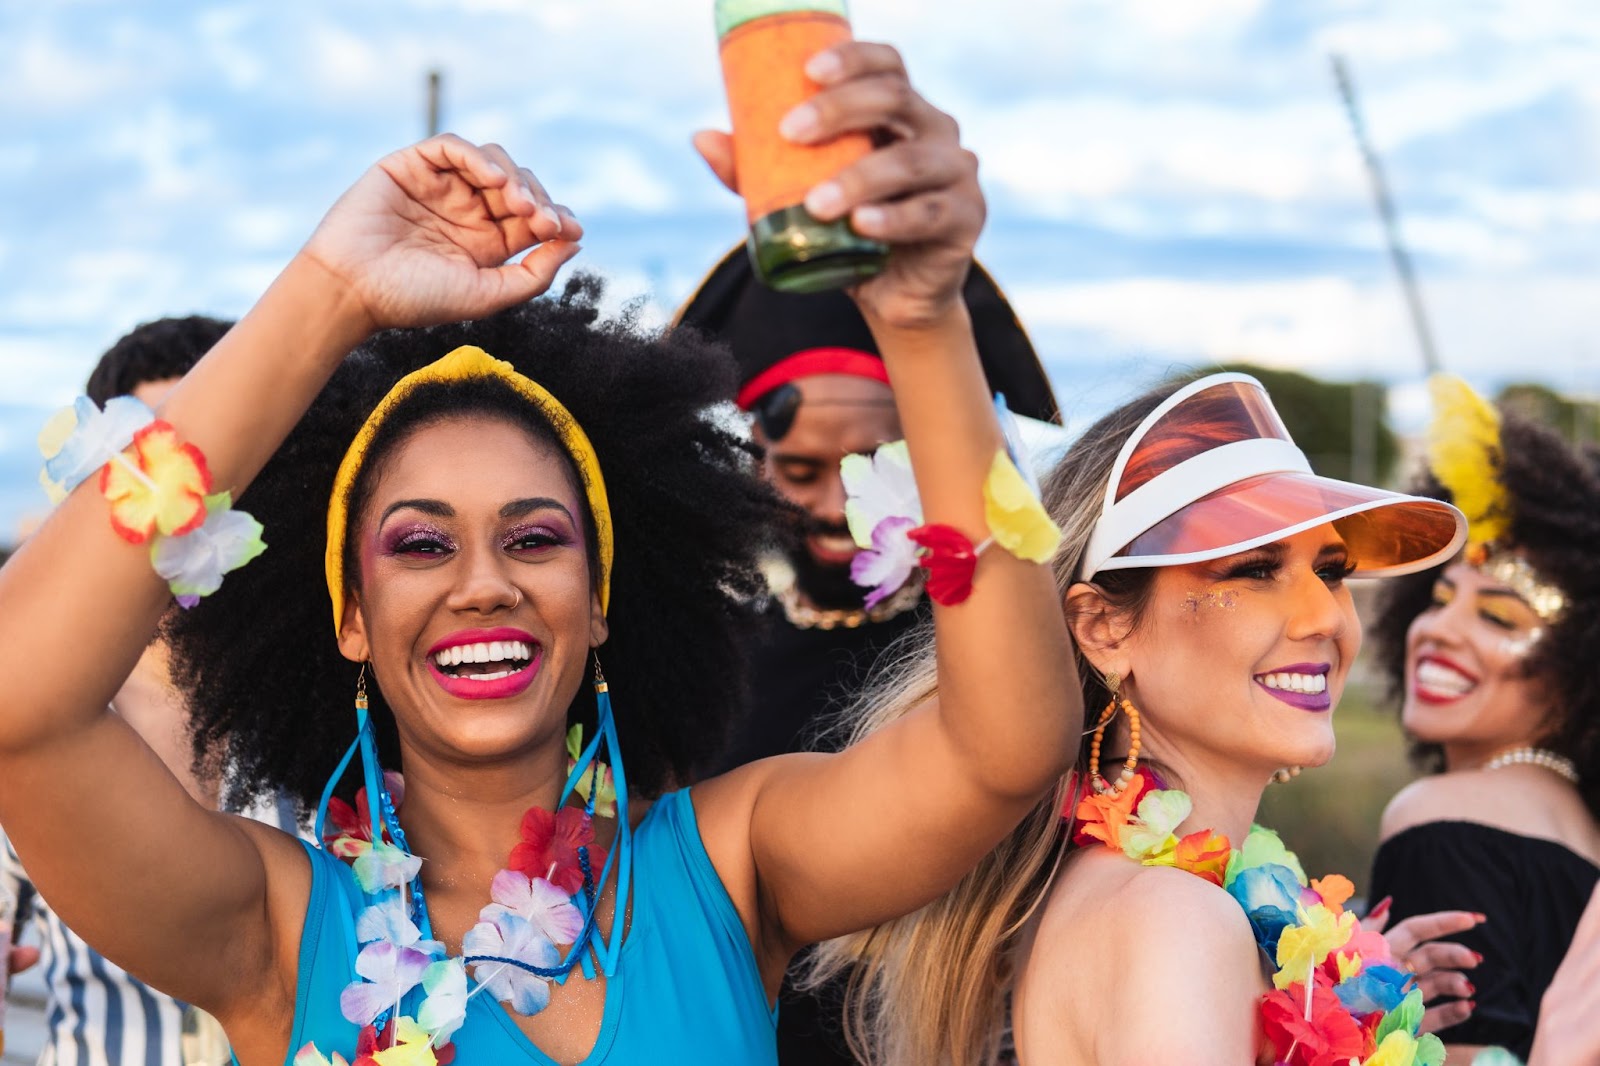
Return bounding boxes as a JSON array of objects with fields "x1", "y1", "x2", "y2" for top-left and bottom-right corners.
[{"x1": 1482, "y1": 746, "x2": 1580, "y2": 785}]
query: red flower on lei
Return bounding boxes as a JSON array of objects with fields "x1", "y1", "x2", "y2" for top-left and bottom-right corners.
[
  {"x1": 1260, "y1": 976, "x2": 1365, "y2": 1066},
  {"x1": 509, "y1": 806, "x2": 606, "y2": 896},
  {"x1": 350, "y1": 1021, "x2": 456, "y2": 1066},
  {"x1": 322, "y1": 773, "x2": 404, "y2": 859}
]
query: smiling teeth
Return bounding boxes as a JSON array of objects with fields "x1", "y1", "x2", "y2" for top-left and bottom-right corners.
[
  {"x1": 1416, "y1": 659, "x2": 1475, "y2": 696},
  {"x1": 434, "y1": 641, "x2": 533, "y2": 668},
  {"x1": 1259, "y1": 672, "x2": 1327, "y2": 694}
]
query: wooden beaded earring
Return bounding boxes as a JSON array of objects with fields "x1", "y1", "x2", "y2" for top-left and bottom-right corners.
[
  {"x1": 1088, "y1": 672, "x2": 1142, "y2": 795},
  {"x1": 1271, "y1": 765, "x2": 1302, "y2": 785}
]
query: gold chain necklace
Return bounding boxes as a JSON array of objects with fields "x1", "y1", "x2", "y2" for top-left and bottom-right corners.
[{"x1": 774, "y1": 575, "x2": 924, "y2": 630}]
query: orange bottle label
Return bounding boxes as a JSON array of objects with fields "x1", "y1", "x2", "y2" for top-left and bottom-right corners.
[{"x1": 719, "y1": 12, "x2": 872, "y2": 223}]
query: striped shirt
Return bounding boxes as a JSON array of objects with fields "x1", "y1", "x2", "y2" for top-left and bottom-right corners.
[{"x1": 1, "y1": 794, "x2": 302, "y2": 1066}]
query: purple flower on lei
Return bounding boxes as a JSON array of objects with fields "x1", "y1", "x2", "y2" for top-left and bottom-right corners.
[
  {"x1": 462, "y1": 913, "x2": 560, "y2": 1016},
  {"x1": 340, "y1": 940, "x2": 432, "y2": 1026},
  {"x1": 479, "y1": 870, "x2": 584, "y2": 946},
  {"x1": 841, "y1": 441, "x2": 921, "y2": 549},
  {"x1": 850, "y1": 516, "x2": 920, "y2": 609}
]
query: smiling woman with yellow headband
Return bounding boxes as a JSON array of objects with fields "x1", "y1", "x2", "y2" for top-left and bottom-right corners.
[{"x1": 0, "y1": 38, "x2": 1078, "y2": 1066}]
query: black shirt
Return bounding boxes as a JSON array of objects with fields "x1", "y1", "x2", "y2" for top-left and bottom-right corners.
[
  {"x1": 717, "y1": 598, "x2": 928, "y2": 772},
  {"x1": 1369, "y1": 820, "x2": 1600, "y2": 1060}
]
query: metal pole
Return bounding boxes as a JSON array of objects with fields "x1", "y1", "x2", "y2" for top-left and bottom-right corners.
[
  {"x1": 1331, "y1": 54, "x2": 1442, "y2": 375},
  {"x1": 426, "y1": 69, "x2": 442, "y2": 137}
]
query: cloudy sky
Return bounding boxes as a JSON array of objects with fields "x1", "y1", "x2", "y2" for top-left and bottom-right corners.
[{"x1": 2, "y1": 0, "x2": 1597, "y2": 535}]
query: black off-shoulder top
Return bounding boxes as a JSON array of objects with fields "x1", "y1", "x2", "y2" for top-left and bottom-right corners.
[{"x1": 1369, "y1": 820, "x2": 1600, "y2": 1060}]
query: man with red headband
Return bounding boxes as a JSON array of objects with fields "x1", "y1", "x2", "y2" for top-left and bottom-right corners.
[
  {"x1": 677, "y1": 246, "x2": 1059, "y2": 1065},
  {"x1": 681, "y1": 245, "x2": 1059, "y2": 769}
]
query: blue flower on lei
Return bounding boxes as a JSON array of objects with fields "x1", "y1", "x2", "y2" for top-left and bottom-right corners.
[
  {"x1": 1227, "y1": 862, "x2": 1301, "y2": 957},
  {"x1": 38, "y1": 396, "x2": 154, "y2": 503},
  {"x1": 462, "y1": 913, "x2": 560, "y2": 1016},
  {"x1": 1335, "y1": 962, "x2": 1411, "y2": 1016}
]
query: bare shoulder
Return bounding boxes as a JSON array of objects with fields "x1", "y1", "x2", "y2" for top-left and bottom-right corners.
[
  {"x1": 1381, "y1": 768, "x2": 1593, "y2": 847},
  {"x1": 1024, "y1": 854, "x2": 1262, "y2": 1063}
]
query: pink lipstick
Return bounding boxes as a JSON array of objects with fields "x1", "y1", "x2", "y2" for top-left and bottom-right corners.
[{"x1": 425, "y1": 626, "x2": 542, "y2": 700}]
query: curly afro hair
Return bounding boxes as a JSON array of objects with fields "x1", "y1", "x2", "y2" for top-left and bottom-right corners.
[
  {"x1": 164, "y1": 276, "x2": 783, "y2": 813},
  {"x1": 1371, "y1": 414, "x2": 1600, "y2": 816}
]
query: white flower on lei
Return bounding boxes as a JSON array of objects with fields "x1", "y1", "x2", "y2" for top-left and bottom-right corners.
[{"x1": 462, "y1": 913, "x2": 560, "y2": 1016}]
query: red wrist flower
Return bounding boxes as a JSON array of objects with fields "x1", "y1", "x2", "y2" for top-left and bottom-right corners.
[{"x1": 906, "y1": 523, "x2": 982, "y2": 606}]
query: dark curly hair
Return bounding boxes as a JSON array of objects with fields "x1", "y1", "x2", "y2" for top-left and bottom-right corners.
[
  {"x1": 1371, "y1": 415, "x2": 1600, "y2": 816},
  {"x1": 164, "y1": 277, "x2": 782, "y2": 812},
  {"x1": 88, "y1": 315, "x2": 233, "y2": 405}
]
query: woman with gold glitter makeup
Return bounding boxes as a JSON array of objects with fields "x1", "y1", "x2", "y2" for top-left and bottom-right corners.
[{"x1": 1367, "y1": 376, "x2": 1600, "y2": 1064}]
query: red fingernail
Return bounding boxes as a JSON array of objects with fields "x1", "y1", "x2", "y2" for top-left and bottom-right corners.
[
  {"x1": 1472, "y1": 951, "x2": 1484, "y2": 963},
  {"x1": 1465, "y1": 982, "x2": 1476, "y2": 996},
  {"x1": 1474, "y1": 912, "x2": 1488, "y2": 923},
  {"x1": 1369, "y1": 896, "x2": 1392, "y2": 917}
]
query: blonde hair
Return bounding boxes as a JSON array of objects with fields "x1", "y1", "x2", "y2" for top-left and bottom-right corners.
[{"x1": 804, "y1": 384, "x2": 1180, "y2": 1066}]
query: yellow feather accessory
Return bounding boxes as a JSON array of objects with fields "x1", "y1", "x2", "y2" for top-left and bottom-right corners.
[{"x1": 1426, "y1": 373, "x2": 1510, "y2": 552}]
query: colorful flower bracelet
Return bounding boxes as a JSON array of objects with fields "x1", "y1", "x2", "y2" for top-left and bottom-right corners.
[
  {"x1": 39, "y1": 396, "x2": 265, "y2": 607},
  {"x1": 843, "y1": 399, "x2": 1063, "y2": 607}
]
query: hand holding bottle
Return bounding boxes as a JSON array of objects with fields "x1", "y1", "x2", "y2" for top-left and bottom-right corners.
[{"x1": 696, "y1": 40, "x2": 983, "y2": 331}]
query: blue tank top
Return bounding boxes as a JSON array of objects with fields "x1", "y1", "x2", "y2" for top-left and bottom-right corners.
[{"x1": 281, "y1": 789, "x2": 778, "y2": 1064}]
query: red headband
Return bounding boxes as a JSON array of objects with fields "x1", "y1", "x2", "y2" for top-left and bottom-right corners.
[{"x1": 735, "y1": 347, "x2": 891, "y2": 410}]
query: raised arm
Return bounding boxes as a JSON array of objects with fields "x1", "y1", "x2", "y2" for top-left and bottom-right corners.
[
  {"x1": 693, "y1": 42, "x2": 1079, "y2": 954},
  {"x1": 0, "y1": 137, "x2": 579, "y2": 1013}
]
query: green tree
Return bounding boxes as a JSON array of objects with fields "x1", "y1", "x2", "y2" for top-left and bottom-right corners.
[
  {"x1": 1496, "y1": 383, "x2": 1600, "y2": 447},
  {"x1": 1208, "y1": 363, "x2": 1399, "y2": 485}
]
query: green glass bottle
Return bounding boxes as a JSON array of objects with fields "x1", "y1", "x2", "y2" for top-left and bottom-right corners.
[{"x1": 716, "y1": 0, "x2": 888, "y2": 293}]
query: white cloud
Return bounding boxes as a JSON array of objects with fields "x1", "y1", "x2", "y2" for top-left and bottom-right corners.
[{"x1": 3, "y1": 0, "x2": 1600, "y2": 538}]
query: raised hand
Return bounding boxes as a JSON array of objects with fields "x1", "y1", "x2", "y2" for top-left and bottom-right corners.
[
  {"x1": 1364, "y1": 902, "x2": 1483, "y2": 1033},
  {"x1": 301, "y1": 135, "x2": 584, "y2": 333},
  {"x1": 695, "y1": 41, "x2": 982, "y2": 330}
]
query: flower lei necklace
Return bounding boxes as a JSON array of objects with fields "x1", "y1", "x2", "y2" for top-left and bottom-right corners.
[
  {"x1": 1071, "y1": 770, "x2": 1446, "y2": 1066},
  {"x1": 295, "y1": 725, "x2": 620, "y2": 1066}
]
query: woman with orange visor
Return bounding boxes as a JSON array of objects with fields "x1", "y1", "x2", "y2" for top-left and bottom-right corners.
[{"x1": 809, "y1": 372, "x2": 1489, "y2": 1065}]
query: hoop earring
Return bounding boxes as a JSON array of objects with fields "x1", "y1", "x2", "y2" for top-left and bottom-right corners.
[
  {"x1": 1088, "y1": 672, "x2": 1142, "y2": 795},
  {"x1": 1271, "y1": 766, "x2": 1302, "y2": 785}
]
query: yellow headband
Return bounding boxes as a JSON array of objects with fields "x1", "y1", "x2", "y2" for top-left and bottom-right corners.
[{"x1": 325, "y1": 345, "x2": 613, "y2": 635}]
